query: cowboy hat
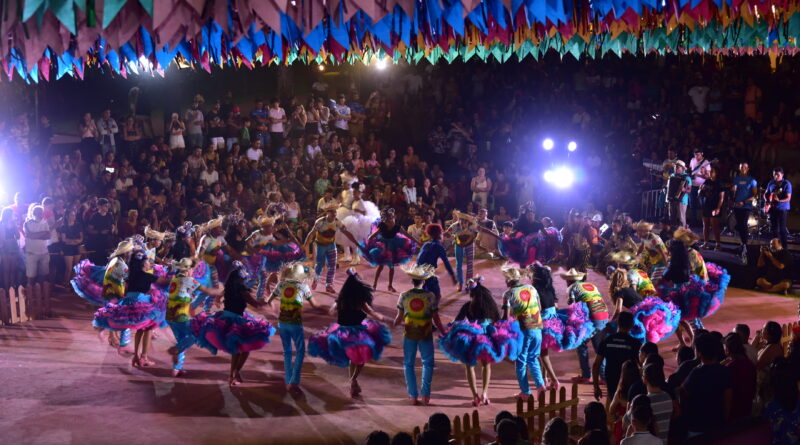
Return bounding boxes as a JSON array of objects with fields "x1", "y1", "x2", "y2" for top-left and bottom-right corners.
[
  {"x1": 559, "y1": 268, "x2": 586, "y2": 281},
  {"x1": 500, "y1": 263, "x2": 527, "y2": 282},
  {"x1": 173, "y1": 257, "x2": 197, "y2": 272},
  {"x1": 609, "y1": 251, "x2": 638, "y2": 267},
  {"x1": 673, "y1": 227, "x2": 700, "y2": 245},
  {"x1": 144, "y1": 226, "x2": 173, "y2": 241},
  {"x1": 254, "y1": 214, "x2": 279, "y2": 227},
  {"x1": 205, "y1": 216, "x2": 225, "y2": 230},
  {"x1": 110, "y1": 239, "x2": 135, "y2": 258},
  {"x1": 452, "y1": 210, "x2": 477, "y2": 223},
  {"x1": 674, "y1": 160, "x2": 687, "y2": 168},
  {"x1": 633, "y1": 220, "x2": 654, "y2": 231},
  {"x1": 322, "y1": 202, "x2": 339, "y2": 212},
  {"x1": 402, "y1": 263, "x2": 436, "y2": 281},
  {"x1": 281, "y1": 262, "x2": 311, "y2": 282}
]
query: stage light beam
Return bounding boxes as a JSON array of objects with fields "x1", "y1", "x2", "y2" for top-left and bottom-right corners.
[
  {"x1": 375, "y1": 58, "x2": 388, "y2": 70},
  {"x1": 551, "y1": 166, "x2": 575, "y2": 189},
  {"x1": 542, "y1": 138, "x2": 554, "y2": 151},
  {"x1": 568, "y1": 141, "x2": 577, "y2": 152},
  {"x1": 543, "y1": 170, "x2": 554, "y2": 183}
]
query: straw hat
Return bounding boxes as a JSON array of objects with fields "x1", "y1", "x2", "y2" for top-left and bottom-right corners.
[
  {"x1": 322, "y1": 202, "x2": 339, "y2": 212},
  {"x1": 173, "y1": 257, "x2": 197, "y2": 273},
  {"x1": 453, "y1": 210, "x2": 477, "y2": 223},
  {"x1": 144, "y1": 226, "x2": 173, "y2": 241},
  {"x1": 205, "y1": 216, "x2": 225, "y2": 230},
  {"x1": 559, "y1": 268, "x2": 586, "y2": 281},
  {"x1": 281, "y1": 262, "x2": 311, "y2": 282},
  {"x1": 633, "y1": 220, "x2": 654, "y2": 232},
  {"x1": 500, "y1": 263, "x2": 526, "y2": 282},
  {"x1": 609, "y1": 251, "x2": 638, "y2": 267},
  {"x1": 254, "y1": 214, "x2": 279, "y2": 227},
  {"x1": 673, "y1": 227, "x2": 700, "y2": 246},
  {"x1": 402, "y1": 263, "x2": 436, "y2": 281},
  {"x1": 110, "y1": 239, "x2": 135, "y2": 258}
]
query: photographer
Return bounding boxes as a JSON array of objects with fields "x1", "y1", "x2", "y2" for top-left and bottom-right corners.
[{"x1": 756, "y1": 238, "x2": 794, "y2": 294}]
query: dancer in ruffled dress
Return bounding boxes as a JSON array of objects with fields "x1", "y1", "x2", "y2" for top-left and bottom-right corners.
[
  {"x1": 166, "y1": 222, "x2": 195, "y2": 261},
  {"x1": 308, "y1": 270, "x2": 390, "y2": 398},
  {"x1": 144, "y1": 226, "x2": 172, "y2": 264},
  {"x1": 93, "y1": 250, "x2": 171, "y2": 367},
  {"x1": 196, "y1": 216, "x2": 227, "y2": 305},
  {"x1": 606, "y1": 259, "x2": 681, "y2": 344},
  {"x1": 439, "y1": 278, "x2": 523, "y2": 406},
  {"x1": 483, "y1": 220, "x2": 543, "y2": 269},
  {"x1": 502, "y1": 264, "x2": 546, "y2": 399},
  {"x1": 446, "y1": 211, "x2": 478, "y2": 292},
  {"x1": 336, "y1": 182, "x2": 380, "y2": 266},
  {"x1": 304, "y1": 203, "x2": 358, "y2": 293},
  {"x1": 362, "y1": 208, "x2": 418, "y2": 292},
  {"x1": 247, "y1": 214, "x2": 305, "y2": 299},
  {"x1": 394, "y1": 264, "x2": 445, "y2": 405},
  {"x1": 166, "y1": 257, "x2": 223, "y2": 377},
  {"x1": 266, "y1": 263, "x2": 321, "y2": 392},
  {"x1": 190, "y1": 261, "x2": 272, "y2": 386}
]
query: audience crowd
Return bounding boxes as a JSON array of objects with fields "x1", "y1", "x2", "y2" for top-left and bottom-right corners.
[{"x1": 0, "y1": 56, "x2": 798, "y2": 444}]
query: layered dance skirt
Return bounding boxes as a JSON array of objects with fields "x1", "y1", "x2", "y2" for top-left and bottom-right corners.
[
  {"x1": 657, "y1": 262, "x2": 730, "y2": 321},
  {"x1": 190, "y1": 310, "x2": 275, "y2": 355},
  {"x1": 438, "y1": 319, "x2": 523, "y2": 366},
  {"x1": 359, "y1": 233, "x2": 417, "y2": 267},
  {"x1": 308, "y1": 320, "x2": 392, "y2": 367},
  {"x1": 541, "y1": 303, "x2": 597, "y2": 351}
]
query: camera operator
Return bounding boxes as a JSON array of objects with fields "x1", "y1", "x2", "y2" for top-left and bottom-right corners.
[{"x1": 755, "y1": 238, "x2": 794, "y2": 294}]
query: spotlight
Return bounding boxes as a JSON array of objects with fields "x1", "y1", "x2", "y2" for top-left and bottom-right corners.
[
  {"x1": 568, "y1": 141, "x2": 577, "y2": 152},
  {"x1": 543, "y1": 170, "x2": 555, "y2": 183},
  {"x1": 551, "y1": 166, "x2": 575, "y2": 189},
  {"x1": 375, "y1": 58, "x2": 388, "y2": 70},
  {"x1": 542, "y1": 138, "x2": 554, "y2": 151},
  {"x1": 317, "y1": 64, "x2": 325, "y2": 72}
]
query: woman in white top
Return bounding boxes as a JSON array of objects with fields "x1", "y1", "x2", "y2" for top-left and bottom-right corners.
[
  {"x1": 168, "y1": 113, "x2": 186, "y2": 150},
  {"x1": 470, "y1": 168, "x2": 492, "y2": 209},
  {"x1": 285, "y1": 192, "x2": 301, "y2": 224}
]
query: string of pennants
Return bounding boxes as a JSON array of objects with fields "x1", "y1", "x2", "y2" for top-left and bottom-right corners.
[{"x1": 4, "y1": 0, "x2": 800, "y2": 82}]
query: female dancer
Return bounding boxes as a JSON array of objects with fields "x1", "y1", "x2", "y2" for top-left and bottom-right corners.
[
  {"x1": 308, "y1": 270, "x2": 391, "y2": 398},
  {"x1": 634, "y1": 221, "x2": 669, "y2": 282},
  {"x1": 190, "y1": 261, "x2": 273, "y2": 386},
  {"x1": 247, "y1": 215, "x2": 305, "y2": 298},
  {"x1": 482, "y1": 221, "x2": 541, "y2": 269},
  {"x1": 362, "y1": 208, "x2": 418, "y2": 291},
  {"x1": 166, "y1": 257, "x2": 223, "y2": 377},
  {"x1": 197, "y1": 216, "x2": 227, "y2": 291},
  {"x1": 447, "y1": 211, "x2": 478, "y2": 292},
  {"x1": 439, "y1": 278, "x2": 523, "y2": 406},
  {"x1": 606, "y1": 265, "x2": 681, "y2": 344},
  {"x1": 336, "y1": 182, "x2": 380, "y2": 265},
  {"x1": 167, "y1": 222, "x2": 195, "y2": 261},
  {"x1": 144, "y1": 226, "x2": 171, "y2": 264},
  {"x1": 529, "y1": 263, "x2": 561, "y2": 390},
  {"x1": 93, "y1": 250, "x2": 170, "y2": 367}
]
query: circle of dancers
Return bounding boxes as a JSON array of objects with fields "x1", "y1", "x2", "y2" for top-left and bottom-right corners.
[{"x1": 72, "y1": 198, "x2": 730, "y2": 404}]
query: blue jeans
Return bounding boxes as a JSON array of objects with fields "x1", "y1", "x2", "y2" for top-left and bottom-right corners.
[
  {"x1": 167, "y1": 320, "x2": 195, "y2": 370},
  {"x1": 516, "y1": 329, "x2": 545, "y2": 394},
  {"x1": 577, "y1": 321, "x2": 608, "y2": 379},
  {"x1": 403, "y1": 337, "x2": 434, "y2": 398},
  {"x1": 279, "y1": 323, "x2": 305, "y2": 385}
]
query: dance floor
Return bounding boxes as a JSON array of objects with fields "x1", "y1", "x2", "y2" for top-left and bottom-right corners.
[{"x1": 1, "y1": 259, "x2": 798, "y2": 445}]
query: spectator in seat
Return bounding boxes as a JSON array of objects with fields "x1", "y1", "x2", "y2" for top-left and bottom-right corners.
[
  {"x1": 541, "y1": 417, "x2": 571, "y2": 445},
  {"x1": 734, "y1": 323, "x2": 758, "y2": 364},
  {"x1": 365, "y1": 430, "x2": 390, "y2": 445},
  {"x1": 390, "y1": 432, "x2": 414, "y2": 445},
  {"x1": 756, "y1": 238, "x2": 794, "y2": 294},
  {"x1": 667, "y1": 346, "x2": 698, "y2": 390},
  {"x1": 622, "y1": 395, "x2": 662, "y2": 445},
  {"x1": 722, "y1": 333, "x2": 756, "y2": 420},
  {"x1": 762, "y1": 359, "x2": 800, "y2": 445}
]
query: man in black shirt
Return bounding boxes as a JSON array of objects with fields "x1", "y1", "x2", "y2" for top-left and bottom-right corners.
[
  {"x1": 680, "y1": 333, "x2": 732, "y2": 435},
  {"x1": 667, "y1": 346, "x2": 699, "y2": 390},
  {"x1": 756, "y1": 238, "x2": 794, "y2": 294},
  {"x1": 86, "y1": 198, "x2": 116, "y2": 264},
  {"x1": 592, "y1": 311, "x2": 641, "y2": 403}
]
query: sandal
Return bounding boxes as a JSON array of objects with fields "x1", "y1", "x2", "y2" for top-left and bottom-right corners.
[{"x1": 139, "y1": 356, "x2": 156, "y2": 367}]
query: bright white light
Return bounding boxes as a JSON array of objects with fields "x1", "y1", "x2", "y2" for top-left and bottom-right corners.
[
  {"x1": 568, "y1": 141, "x2": 577, "y2": 152},
  {"x1": 551, "y1": 166, "x2": 575, "y2": 189},
  {"x1": 375, "y1": 58, "x2": 388, "y2": 70},
  {"x1": 542, "y1": 138, "x2": 554, "y2": 150},
  {"x1": 317, "y1": 64, "x2": 325, "y2": 71},
  {"x1": 543, "y1": 170, "x2": 555, "y2": 183}
]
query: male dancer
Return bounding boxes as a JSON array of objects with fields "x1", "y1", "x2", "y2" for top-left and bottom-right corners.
[
  {"x1": 102, "y1": 239, "x2": 134, "y2": 350},
  {"x1": 415, "y1": 223, "x2": 457, "y2": 304},
  {"x1": 196, "y1": 216, "x2": 227, "y2": 312},
  {"x1": 502, "y1": 264, "x2": 546, "y2": 399},
  {"x1": 395, "y1": 264, "x2": 445, "y2": 406},
  {"x1": 305, "y1": 203, "x2": 356, "y2": 293},
  {"x1": 267, "y1": 263, "x2": 319, "y2": 392},
  {"x1": 731, "y1": 162, "x2": 758, "y2": 264},
  {"x1": 561, "y1": 268, "x2": 609, "y2": 384}
]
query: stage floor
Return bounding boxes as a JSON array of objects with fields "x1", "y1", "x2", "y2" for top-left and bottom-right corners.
[{"x1": 1, "y1": 259, "x2": 798, "y2": 445}]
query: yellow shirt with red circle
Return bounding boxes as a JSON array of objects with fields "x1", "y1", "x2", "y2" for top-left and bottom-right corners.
[
  {"x1": 271, "y1": 280, "x2": 313, "y2": 324},
  {"x1": 568, "y1": 281, "x2": 609, "y2": 322},
  {"x1": 397, "y1": 288, "x2": 437, "y2": 341},
  {"x1": 502, "y1": 284, "x2": 543, "y2": 330}
]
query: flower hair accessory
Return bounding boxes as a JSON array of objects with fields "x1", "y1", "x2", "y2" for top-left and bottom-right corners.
[
  {"x1": 467, "y1": 276, "x2": 485, "y2": 289},
  {"x1": 232, "y1": 260, "x2": 251, "y2": 281},
  {"x1": 131, "y1": 234, "x2": 146, "y2": 247},
  {"x1": 346, "y1": 268, "x2": 358, "y2": 277},
  {"x1": 606, "y1": 265, "x2": 617, "y2": 278},
  {"x1": 131, "y1": 250, "x2": 147, "y2": 261}
]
